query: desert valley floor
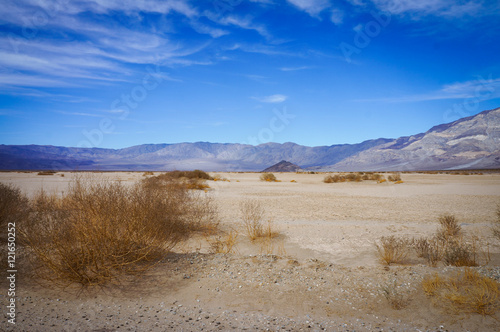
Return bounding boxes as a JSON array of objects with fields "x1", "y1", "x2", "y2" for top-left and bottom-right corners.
[{"x1": 1, "y1": 171, "x2": 500, "y2": 331}]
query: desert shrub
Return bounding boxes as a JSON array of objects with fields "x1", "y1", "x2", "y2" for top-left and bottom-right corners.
[
  {"x1": 442, "y1": 239, "x2": 479, "y2": 267},
  {"x1": 493, "y1": 206, "x2": 500, "y2": 241},
  {"x1": 260, "y1": 173, "x2": 277, "y2": 182},
  {"x1": 412, "y1": 237, "x2": 442, "y2": 267},
  {"x1": 20, "y1": 177, "x2": 218, "y2": 287},
  {"x1": 376, "y1": 236, "x2": 411, "y2": 265},
  {"x1": 166, "y1": 170, "x2": 213, "y2": 180},
  {"x1": 205, "y1": 228, "x2": 238, "y2": 254},
  {"x1": 143, "y1": 170, "x2": 211, "y2": 190},
  {"x1": 37, "y1": 170, "x2": 57, "y2": 176},
  {"x1": 240, "y1": 200, "x2": 279, "y2": 242},
  {"x1": 388, "y1": 173, "x2": 402, "y2": 182},
  {"x1": 380, "y1": 280, "x2": 412, "y2": 310},
  {"x1": 240, "y1": 200, "x2": 265, "y2": 240},
  {"x1": 324, "y1": 174, "x2": 343, "y2": 183},
  {"x1": 422, "y1": 268, "x2": 500, "y2": 316},
  {"x1": 0, "y1": 183, "x2": 29, "y2": 242},
  {"x1": 143, "y1": 171, "x2": 154, "y2": 176},
  {"x1": 436, "y1": 215, "x2": 462, "y2": 242}
]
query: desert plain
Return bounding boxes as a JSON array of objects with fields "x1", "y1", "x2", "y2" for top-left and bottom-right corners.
[{"x1": 1, "y1": 171, "x2": 500, "y2": 331}]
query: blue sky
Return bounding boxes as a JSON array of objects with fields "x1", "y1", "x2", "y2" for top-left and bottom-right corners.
[{"x1": 1, "y1": 0, "x2": 499, "y2": 149}]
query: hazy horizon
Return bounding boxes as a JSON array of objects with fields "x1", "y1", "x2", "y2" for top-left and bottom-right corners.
[{"x1": 1, "y1": 0, "x2": 499, "y2": 149}]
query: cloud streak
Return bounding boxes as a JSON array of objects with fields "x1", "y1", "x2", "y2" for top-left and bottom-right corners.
[{"x1": 252, "y1": 94, "x2": 288, "y2": 103}]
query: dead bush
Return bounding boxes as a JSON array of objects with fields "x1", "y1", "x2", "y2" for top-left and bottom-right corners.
[
  {"x1": 37, "y1": 170, "x2": 57, "y2": 176},
  {"x1": 205, "y1": 228, "x2": 238, "y2": 254},
  {"x1": 380, "y1": 280, "x2": 412, "y2": 310},
  {"x1": 387, "y1": 173, "x2": 402, "y2": 182},
  {"x1": 0, "y1": 183, "x2": 29, "y2": 240},
  {"x1": 442, "y1": 238, "x2": 479, "y2": 267},
  {"x1": 142, "y1": 171, "x2": 211, "y2": 191},
  {"x1": 493, "y1": 205, "x2": 500, "y2": 241},
  {"x1": 240, "y1": 200, "x2": 265, "y2": 240},
  {"x1": 260, "y1": 173, "x2": 277, "y2": 182},
  {"x1": 20, "y1": 177, "x2": 217, "y2": 287},
  {"x1": 240, "y1": 200, "x2": 279, "y2": 242},
  {"x1": 376, "y1": 236, "x2": 411, "y2": 265},
  {"x1": 422, "y1": 268, "x2": 500, "y2": 316},
  {"x1": 324, "y1": 174, "x2": 344, "y2": 183},
  {"x1": 412, "y1": 237, "x2": 442, "y2": 267},
  {"x1": 436, "y1": 215, "x2": 462, "y2": 242}
]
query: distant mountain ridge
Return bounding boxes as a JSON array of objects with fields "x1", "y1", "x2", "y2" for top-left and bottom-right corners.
[{"x1": 1, "y1": 108, "x2": 499, "y2": 171}]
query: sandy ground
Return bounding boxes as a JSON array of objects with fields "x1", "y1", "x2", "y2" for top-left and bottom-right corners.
[{"x1": 1, "y1": 171, "x2": 500, "y2": 331}]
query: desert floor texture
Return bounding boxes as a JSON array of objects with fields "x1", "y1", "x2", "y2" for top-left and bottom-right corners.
[{"x1": 1, "y1": 171, "x2": 500, "y2": 331}]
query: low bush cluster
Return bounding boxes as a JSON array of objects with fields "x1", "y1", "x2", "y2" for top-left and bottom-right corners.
[
  {"x1": 142, "y1": 170, "x2": 213, "y2": 190},
  {"x1": 377, "y1": 214, "x2": 489, "y2": 268},
  {"x1": 324, "y1": 172, "x2": 386, "y2": 183},
  {"x1": 260, "y1": 173, "x2": 277, "y2": 182},
  {"x1": 16, "y1": 176, "x2": 218, "y2": 287}
]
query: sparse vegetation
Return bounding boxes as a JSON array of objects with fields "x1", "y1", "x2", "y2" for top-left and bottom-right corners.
[
  {"x1": 142, "y1": 170, "x2": 212, "y2": 190},
  {"x1": 436, "y1": 215, "x2": 462, "y2": 242},
  {"x1": 324, "y1": 173, "x2": 385, "y2": 183},
  {"x1": 205, "y1": 228, "x2": 238, "y2": 254},
  {"x1": 260, "y1": 173, "x2": 277, "y2": 182},
  {"x1": 0, "y1": 183, "x2": 29, "y2": 242},
  {"x1": 240, "y1": 200, "x2": 279, "y2": 241},
  {"x1": 408, "y1": 215, "x2": 488, "y2": 267},
  {"x1": 411, "y1": 237, "x2": 442, "y2": 267},
  {"x1": 20, "y1": 176, "x2": 218, "y2": 287},
  {"x1": 492, "y1": 205, "x2": 500, "y2": 241},
  {"x1": 375, "y1": 236, "x2": 411, "y2": 265},
  {"x1": 387, "y1": 173, "x2": 402, "y2": 182},
  {"x1": 422, "y1": 268, "x2": 500, "y2": 316},
  {"x1": 37, "y1": 170, "x2": 57, "y2": 176},
  {"x1": 380, "y1": 280, "x2": 412, "y2": 310}
]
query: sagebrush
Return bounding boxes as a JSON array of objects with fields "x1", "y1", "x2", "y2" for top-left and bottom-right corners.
[{"x1": 20, "y1": 176, "x2": 218, "y2": 286}]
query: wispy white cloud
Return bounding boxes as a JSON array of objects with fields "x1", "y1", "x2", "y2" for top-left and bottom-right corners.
[
  {"x1": 369, "y1": 0, "x2": 488, "y2": 18},
  {"x1": 330, "y1": 8, "x2": 345, "y2": 24},
  {"x1": 209, "y1": 15, "x2": 272, "y2": 39},
  {"x1": 252, "y1": 94, "x2": 288, "y2": 103},
  {"x1": 280, "y1": 66, "x2": 312, "y2": 71},
  {"x1": 354, "y1": 76, "x2": 500, "y2": 103},
  {"x1": 287, "y1": 0, "x2": 331, "y2": 17}
]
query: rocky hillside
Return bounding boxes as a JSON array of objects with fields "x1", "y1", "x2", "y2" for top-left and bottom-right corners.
[
  {"x1": 326, "y1": 107, "x2": 500, "y2": 171},
  {"x1": 262, "y1": 160, "x2": 302, "y2": 173}
]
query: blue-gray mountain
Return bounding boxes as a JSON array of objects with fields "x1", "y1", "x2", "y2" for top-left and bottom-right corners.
[{"x1": 1, "y1": 108, "x2": 499, "y2": 171}]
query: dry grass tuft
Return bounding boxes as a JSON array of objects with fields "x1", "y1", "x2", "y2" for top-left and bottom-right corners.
[
  {"x1": 205, "y1": 228, "x2": 238, "y2": 254},
  {"x1": 20, "y1": 176, "x2": 217, "y2": 287},
  {"x1": 380, "y1": 280, "x2": 412, "y2": 310},
  {"x1": 436, "y1": 214, "x2": 462, "y2": 242},
  {"x1": 422, "y1": 268, "x2": 500, "y2": 316},
  {"x1": 260, "y1": 173, "x2": 277, "y2": 182},
  {"x1": 240, "y1": 200, "x2": 279, "y2": 241},
  {"x1": 376, "y1": 236, "x2": 411, "y2": 265}
]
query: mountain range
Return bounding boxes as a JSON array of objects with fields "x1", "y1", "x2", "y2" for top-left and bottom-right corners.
[{"x1": 1, "y1": 107, "x2": 499, "y2": 171}]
